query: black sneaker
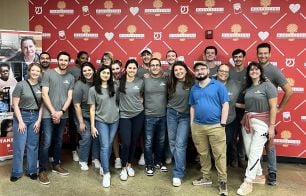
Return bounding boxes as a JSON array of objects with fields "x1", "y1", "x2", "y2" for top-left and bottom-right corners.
[
  {"x1": 26, "y1": 173, "x2": 38, "y2": 180},
  {"x1": 10, "y1": 176, "x2": 21, "y2": 182},
  {"x1": 219, "y1": 181, "x2": 228, "y2": 195},
  {"x1": 267, "y1": 172, "x2": 277, "y2": 186},
  {"x1": 146, "y1": 166, "x2": 154, "y2": 176}
]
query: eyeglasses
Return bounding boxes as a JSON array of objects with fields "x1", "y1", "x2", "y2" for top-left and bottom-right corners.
[
  {"x1": 103, "y1": 58, "x2": 111, "y2": 61},
  {"x1": 218, "y1": 70, "x2": 229, "y2": 74}
]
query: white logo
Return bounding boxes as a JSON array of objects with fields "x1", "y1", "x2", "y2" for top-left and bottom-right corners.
[
  {"x1": 160, "y1": 82, "x2": 166, "y2": 86},
  {"x1": 154, "y1": 32, "x2": 162, "y2": 40},
  {"x1": 233, "y1": 3, "x2": 242, "y2": 14},
  {"x1": 289, "y1": 4, "x2": 300, "y2": 14},
  {"x1": 63, "y1": 80, "x2": 70, "y2": 84},
  {"x1": 35, "y1": 7, "x2": 42, "y2": 14},
  {"x1": 133, "y1": 86, "x2": 140, "y2": 90},
  {"x1": 130, "y1": 7, "x2": 139, "y2": 16},
  {"x1": 105, "y1": 32, "x2": 114, "y2": 41},
  {"x1": 82, "y1": 6, "x2": 89, "y2": 16},
  {"x1": 282, "y1": 112, "x2": 291, "y2": 122},
  {"x1": 180, "y1": 6, "x2": 189, "y2": 14},
  {"x1": 58, "y1": 30, "x2": 66, "y2": 40},
  {"x1": 285, "y1": 58, "x2": 295, "y2": 67},
  {"x1": 258, "y1": 31, "x2": 269, "y2": 41}
]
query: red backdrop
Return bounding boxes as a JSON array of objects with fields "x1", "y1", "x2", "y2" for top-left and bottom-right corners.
[{"x1": 29, "y1": 0, "x2": 305, "y2": 158}]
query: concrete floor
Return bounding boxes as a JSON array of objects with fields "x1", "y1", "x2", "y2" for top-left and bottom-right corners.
[{"x1": 0, "y1": 150, "x2": 305, "y2": 196}]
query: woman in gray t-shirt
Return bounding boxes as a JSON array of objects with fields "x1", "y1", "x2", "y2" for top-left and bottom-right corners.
[
  {"x1": 73, "y1": 62, "x2": 100, "y2": 171},
  {"x1": 166, "y1": 61, "x2": 194, "y2": 187},
  {"x1": 88, "y1": 65, "x2": 119, "y2": 188},
  {"x1": 237, "y1": 62, "x2": 277, "y2": 195},
  {"x1": 118, "y1": 59, "x2": 144, "y2": 181},
  {"x1": 10, "y1": 63, "x2": 43, "y2": 182}
]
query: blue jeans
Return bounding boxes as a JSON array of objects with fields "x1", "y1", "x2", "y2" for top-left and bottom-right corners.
[
  {"x1": 11, "y1": 111, "x2": 39, "y2": 177},
  {"x1": 167, "y1": 108, "x2": 190, "y2": 179},
  {"x1": 96, "y1": 120, "x2": 118, "y2": 174},
  {"x1": 265, "y1": 142, "x2": 277, "y2": 173},
  {"x1": 39, "y1": 118, "x2": 67, "y2": 172},
  {"x1": 144, "y1": 115, "x2": 166, "y2": 167},
  {"x1": 77, "y1": 118, "x2": 100, "y2": 162}
]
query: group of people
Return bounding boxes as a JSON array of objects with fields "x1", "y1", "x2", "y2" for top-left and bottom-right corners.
[{"x1": 8, "y1": 40, "x2": 292, "y2": 196}]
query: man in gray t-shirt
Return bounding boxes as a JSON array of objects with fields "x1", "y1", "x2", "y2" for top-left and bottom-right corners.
[
  {"x1": 137, "y1": 48, "x2": 152, "y2": 78},
  {"x1": 256, "y1": 42, "x2": 293, "y2": 186},
  {"x1": 229, "y1": 48, "x2": 247, "y2": 168},
  {"x1": 39, "y1": 51, "x2": 75, "y2": 184},
  {"x1": 143, "y1": 58, "x2": 168, "y2": 175}
]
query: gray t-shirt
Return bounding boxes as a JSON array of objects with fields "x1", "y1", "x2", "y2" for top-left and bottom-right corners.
[
  {"x1": 225, "y1": 80, "x2": 241, "y2": 124},
  {"x1": 144, "y1": 77, "x2": 167, "y2": 117},
  {"x1": 245, "y1": 81, "x2": 277, "y2": 113},
  {"x1": 167, "y1": 81, "x2": 190, "y2": 114},
  {"x1": 119, "y1": 78, "x2": 144, "y2": 118},
  {"x1": 68, "y1": 66, "x2": 81, "y2": 81},
  {"x1": 209, "y1": 66, "x2": 219, "y2": 77},
  {"x1": 263, "y1": 63, "x2": 288, "y2": 88},
  {"x1": 137, "y1": 67, "x2": 149, "y2": 78},
  {"x1": 12, "y1": 80, "x2": 42, "y2": 110},
  {"x1": 229, "y1": 67, "x2": 246, "y2": 86},
  {"x1": 73, "y1": 80, "x2": 92, "y2": 118},
  {"x1": 87, "y1": 86, "x2": 119, "y2": 123},
  {"x1": 41, "y1": 69, "x2": 75, "y2": 119}
]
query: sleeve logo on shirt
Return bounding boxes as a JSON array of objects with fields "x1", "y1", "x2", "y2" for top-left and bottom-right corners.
[{"x1": 133, "y1": 85, "x2": 140, "y2": 90}]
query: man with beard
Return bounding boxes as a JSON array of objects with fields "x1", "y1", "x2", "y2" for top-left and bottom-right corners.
[
  {"x1": 38, "y1": 51, "x2": 74, "y2": 185},
  {"x1": 189, "y1": 62, "x2": 229, "y2": 195},
  {"x1": 39, "y1": 52, "x2": 51, "y2": 73}
]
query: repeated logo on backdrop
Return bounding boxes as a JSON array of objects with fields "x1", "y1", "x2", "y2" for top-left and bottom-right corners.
[{"x1": 28, "y1": 0, "x2": 305, "y2": 158}]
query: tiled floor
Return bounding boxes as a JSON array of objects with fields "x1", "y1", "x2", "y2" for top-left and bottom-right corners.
[{"x1": 0, "y1": 150, "x2": 305, "y2": 196}]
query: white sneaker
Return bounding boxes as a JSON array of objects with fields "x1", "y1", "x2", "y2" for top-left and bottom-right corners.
[
  {"x1": 127, "y1": 166, "x2": 135, "y2": 177},
  {"x1": 99, "y1": 167, "x2": 104, "y2": 176},
  {"x1": 102, "y1": 173, "x2": 111, "y2": 188},
  {"x1": 114, "y1": 158, "x2": 122, "y2": 169},
  {"x1": 72, "y1": 151, "x2": 79, "y2": 162},
  {"x1": 138, "y1": 153, "x2": 145, "y2": 166},
  {"x1": 120, "y1": 168, "x2": 128, "y2": 181},
  {"x1": 79, "y1": 161, "x2": 89, "y2": 171},
  {"x1": 172, "y1": 177, "x2": 182, "y2": 187},
  {"x1": 165, "y1": 157, "x2": 172, "y2": 164},
  {"x1": 92, "y1": 159, "x2": 101, "y2": 169},
  {"x1": 49, "y1": 157, "x2": 54, "y2": 163}
]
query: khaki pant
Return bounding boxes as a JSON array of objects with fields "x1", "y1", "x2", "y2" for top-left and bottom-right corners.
[{"x1": 191, "y1": 123, "x2": 227, "y2": 182}]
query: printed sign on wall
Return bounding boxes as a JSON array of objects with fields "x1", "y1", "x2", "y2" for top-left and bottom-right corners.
[{"x1": 28, "y1": 0, "x2": 305, "y2": 158}]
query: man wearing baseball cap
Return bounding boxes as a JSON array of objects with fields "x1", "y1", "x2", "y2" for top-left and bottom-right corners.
[{"x1": 137, "y1": 48, "x2": 152, "y2": 78}]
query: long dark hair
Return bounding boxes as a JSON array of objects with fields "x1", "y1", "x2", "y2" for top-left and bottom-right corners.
[
  {"x1": 80, "y1": 62, "x2": 96, "y2": 86},
  {"x1": 94, "y1": 65, "x2": 115, "y2": 97},
  {"x1": 119, "y1": 59, "x2": 138, "y2": 94},
  {"x1": 168, "y1": 61, "x2": 194, "y2": 97},
  {"x1": 244, "y1": 61, "x2": 266, "y2": 90}
]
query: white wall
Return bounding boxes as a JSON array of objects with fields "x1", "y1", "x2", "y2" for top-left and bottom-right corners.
[{"x1": 0, "y1": 0, "x2": 28, "y2": 31}]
